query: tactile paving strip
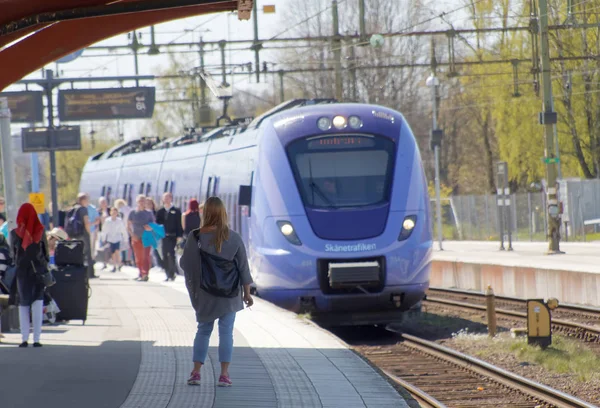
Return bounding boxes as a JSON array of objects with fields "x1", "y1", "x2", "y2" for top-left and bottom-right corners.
[{"x1": 115, "y1": 284, "x2": 215, "y2": 408}]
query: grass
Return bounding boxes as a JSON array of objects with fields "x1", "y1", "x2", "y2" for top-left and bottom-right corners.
[
  {"x1": 453, "y1": 332, "x2": 600, "y2": 382},
  {"x1": 506, "y1": 336, "x2": 600, "y2": 381}
]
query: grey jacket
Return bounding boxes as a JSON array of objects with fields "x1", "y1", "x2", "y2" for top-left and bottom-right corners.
[{"x1": 180, "y1": 228, "x2": 253, "y2": 322}]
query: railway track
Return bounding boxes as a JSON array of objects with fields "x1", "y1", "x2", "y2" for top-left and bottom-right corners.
[
  {"x1": 361, "y1": 332, "x2": 596, "y2": 408},
  {"x1": 425, "y1": 287, "x2": 600, "y2": 343}
]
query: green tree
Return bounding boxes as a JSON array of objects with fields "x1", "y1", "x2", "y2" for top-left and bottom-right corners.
[{"x1": 53, "y1": 138, "x2": 114, "y2": 207}]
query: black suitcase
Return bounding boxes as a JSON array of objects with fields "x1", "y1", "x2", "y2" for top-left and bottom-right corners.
[
  {"x1": 48, "y1": 265, "x2": 89, "y2": 324},
  {"x1": 55, "y1": 240, "x2": 85, "y2": 266}
]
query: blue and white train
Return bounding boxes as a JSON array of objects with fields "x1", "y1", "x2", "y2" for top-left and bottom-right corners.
[{"x1": 80, "y1": 99, "x2": 432, "y2": 326}]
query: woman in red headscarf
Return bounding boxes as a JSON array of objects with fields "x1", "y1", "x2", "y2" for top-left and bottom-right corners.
[
  {"x1": 182, "y1": 199, "x2": 201, "y2": 238},
  {"x1": 10, "y1": 203, "x2": 49, "y2": 348}
]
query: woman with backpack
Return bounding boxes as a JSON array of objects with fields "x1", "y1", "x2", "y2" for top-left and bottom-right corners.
[
  {"x1": 180, "y1": 196, "x2": 254, "y2": 387},
  {"x1": 10, "y1": 203, "x2": 50, "y2": 348}
]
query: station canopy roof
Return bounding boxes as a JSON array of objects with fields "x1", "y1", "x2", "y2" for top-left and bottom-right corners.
[{"x1": 0, "y1": 0, "x2": 248, "y2": 91}]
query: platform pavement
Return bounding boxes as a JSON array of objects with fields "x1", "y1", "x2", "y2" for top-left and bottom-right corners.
[
  {"x1": 433, "y1": 240, "x2": 600, "y2": 274},
  {"x1": 0, "y1": 266, "x2": 411, "y2": 408}
]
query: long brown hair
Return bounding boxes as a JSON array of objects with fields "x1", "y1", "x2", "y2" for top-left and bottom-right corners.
[{"x1": 200, "y1": 196, "x2": 229, "y2": 253}]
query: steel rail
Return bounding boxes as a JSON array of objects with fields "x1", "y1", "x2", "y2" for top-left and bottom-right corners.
[
  {"x1": 380, "y1": 369, "x2": 447, "y2": 408},
  {"x1": 400, "y1": 333, "x2": 596, "y2": 408},
  {"x1": 424, "y1": 296, "x2": 600, "y2": 337},
  {"x1": 428, "y1": 287, "x2": 600, "y2": 315}
]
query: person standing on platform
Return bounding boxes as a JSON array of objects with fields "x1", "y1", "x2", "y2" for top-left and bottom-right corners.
[
  {"x1": 180, "y1": 197, "x2": 254, "y2": 388},
  {"x1": 0, "y1": 233, "x2": 12, "y2": 287},
  {"x1": 0, "y1": 213, "x2": 8, "y2": 238},
  {"x1": 156, "y1": 192, "x2": 183, "y2": 281},
  {"x1": 87, "y1": 200, "x2": 100, "y2": 260},
  {"x1": 39, "y1": 209, "x2": 51, "y2": 231},
  {"x1": 101, "y1": 207, "x2": 128, "y2": 272},
  {"x1": 0, "y1": 196, "x2": 6, "y2": 220},
  {"x1": 145, "y1": 198, "x2": 162, "y2": 269},
  {"x1": 182, "y1": 199, "x2": 201, "y2": 238},
  {"x1": 128, "y1": 195, "x2": 154, "y2": 282},
  {"x1": 97, "y1": 197, "x2": 110, "y2": 231},
  {"x1": 47, "y1": 202, "x2": 66, "y2": 229},
  {"x1": 66, "y1": 193, "x2": 97, "y2": 279},
  {"x1": 10, "y1": 203, "x2": 49, "y2": 348},
  {"x1": 115, "y1": 199, "x2": 133, "y2": 266}
]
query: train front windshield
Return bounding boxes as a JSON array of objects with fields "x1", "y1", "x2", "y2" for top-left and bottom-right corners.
[{"x1": 287, "y1": 134, "x2": 395, "y2": 209}]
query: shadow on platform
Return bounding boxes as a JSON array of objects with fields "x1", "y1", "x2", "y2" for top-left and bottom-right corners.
[{"x1": 0, "y1": 339, "x2": 141, "y2": 408}]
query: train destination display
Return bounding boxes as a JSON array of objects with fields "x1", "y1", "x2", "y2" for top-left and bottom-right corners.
[
  {"x1": 307, "y1": 135, "x2": 375, "y2": 150},
  {"x1": 0, "y1": 91, "x2": 44, "y2": 123},
  {"x1": 58, "y1": 87, "x2": 156, "y2": 121}
]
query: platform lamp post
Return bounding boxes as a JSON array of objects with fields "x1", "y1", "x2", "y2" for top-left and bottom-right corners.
[
  {"x1": 427, "y1": 73, "x2": 444, "y2": 250},
  {"x1": 426, "y1": 72, "x2": 443, "y2": 251}
]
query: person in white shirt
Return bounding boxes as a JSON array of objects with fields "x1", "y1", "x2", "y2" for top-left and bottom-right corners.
[
  {"x1": 114, "y1": 199, "x2": 133, "y2": 266},
  {"x1": 101, "y1": 207, "x2": 128, "y2": 272}
]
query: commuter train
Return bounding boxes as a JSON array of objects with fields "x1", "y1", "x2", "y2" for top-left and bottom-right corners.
[{"x1": 80, "y1": 99, "x2": 432, "y2": 326}]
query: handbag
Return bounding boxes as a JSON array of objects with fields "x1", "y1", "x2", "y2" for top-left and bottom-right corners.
[
  {"x1": 31, "y1": 261, "x2": 56, "y2": 288},
  {"x1": 196, "y1": 233, "x2": 240, "y2": 298}
]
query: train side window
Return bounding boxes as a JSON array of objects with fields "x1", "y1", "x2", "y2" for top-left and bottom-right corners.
[
  {"x1": 205, "y1": 177, "x2": 213, "y2": 201},
  {"x1": 164, "y1": 181, "x2": 169, "y2": 193},
  {"x1": 128, "y1": 184, "x2": 134, "y2": 206},
  {"x1": 145, "y1": 183, "x2": 152, "y2": 197},
  {"x1": 101, "y1": 186, "x2": 106, "y2": 197},
  {"x1": 139, "y1": 183, "x2": 145, "y2": 195},
  {"x1": 122, "y1": 184, "x2": 128, "y2": 199},
  {"x1": 170, "y1": 181, "x2": 176, "y2": 194},
  {"x1": 106, "y1": 187, "x2": 112, "y2": 205},
  {"x1": 213, "y1": 177, "x2": 219, "y2": 197}
]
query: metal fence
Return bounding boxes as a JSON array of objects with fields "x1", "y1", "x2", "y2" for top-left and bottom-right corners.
[{"x1": 430, "y1": 179, "x2": 600, "y2": 242}]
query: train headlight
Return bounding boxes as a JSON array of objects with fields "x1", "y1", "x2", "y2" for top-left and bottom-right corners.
[
  {"x1": 398, "y1": 215, "x2": 417, "y2": 241},
  {"x1": 348, "y1": 115, "x2": 362, "y2": 129},
  {"x1": 403, "y1": 218, "x2": 415, "y2": 231},
  {"x1": 317, "y1": 117, "x2": 332, "y2": 131},
  {"x1": 332, "y1": 115, "x2": 347, "y2": 129},
  {"x1": 277, "y1": 221, "x2": 302, "y2": 246},
  {"x1": 280, "y1": 223, "x2": 294, "y2": 236}
]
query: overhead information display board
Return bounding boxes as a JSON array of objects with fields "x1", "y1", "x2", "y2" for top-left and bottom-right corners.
[
  {"x1": 22, "y1": 126, "x2": 82, "y2": 152},
  {"x1": 0, "y1": 91, "x2": 44, "y2": 123},
  {"x1": 58, "y1": 87, "x2": 155, "y2": 121}
]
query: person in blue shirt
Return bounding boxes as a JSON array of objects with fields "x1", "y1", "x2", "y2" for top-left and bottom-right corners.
[
  {"x1": 0, "y1": 213, "x2": 8, "y2": 238},
  {"x1": 87, "y1": 202, "x2": 99, "y2": 260},
  {"x1": 39, "y1": 210, "x2": 51, "y2": 231}
]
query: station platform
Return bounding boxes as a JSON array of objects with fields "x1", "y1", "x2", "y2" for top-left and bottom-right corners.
[
  {"x1": 431, "y1": 241, "x2": 600, "y2": 306},
  {"x1": 0, "y1": 266, "x2": 410, "y2": 408}
]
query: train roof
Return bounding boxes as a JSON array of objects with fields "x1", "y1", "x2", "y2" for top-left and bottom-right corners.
[{"x1": 89, "y1": 98, "x2": 339, "y2": 162}]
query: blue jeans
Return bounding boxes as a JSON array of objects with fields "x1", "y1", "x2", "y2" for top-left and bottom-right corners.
[{"x1": 193, "y1": 312, "x2": 236, "y2": 364}]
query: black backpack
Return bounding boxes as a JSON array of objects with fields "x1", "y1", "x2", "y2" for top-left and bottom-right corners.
[
  {"x1": 65, "y1": 206, "x2": 84, "y2": 237},
  {"x1": 195, "y1": 231, "x2": 240, "y2": 298}
]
